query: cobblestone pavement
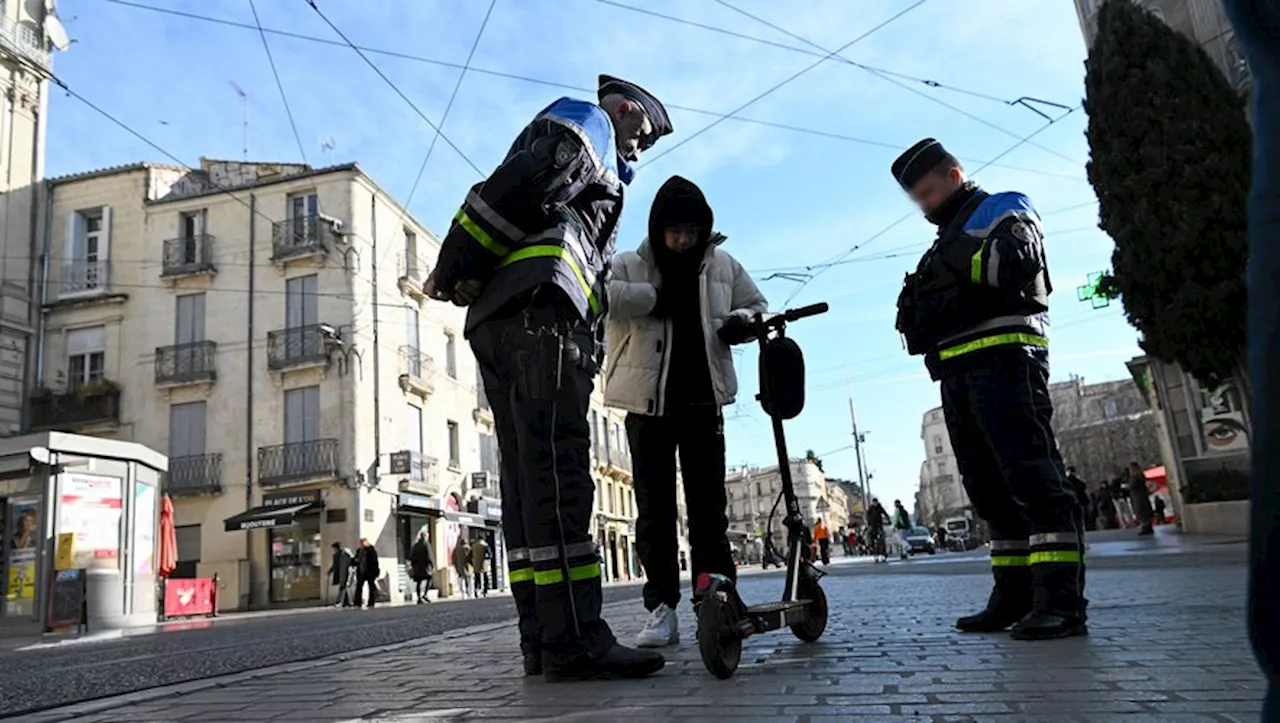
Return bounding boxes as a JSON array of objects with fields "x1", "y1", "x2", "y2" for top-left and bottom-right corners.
[{"x1": 20, "y1": 539, "x2": 1263, "y2": 723}]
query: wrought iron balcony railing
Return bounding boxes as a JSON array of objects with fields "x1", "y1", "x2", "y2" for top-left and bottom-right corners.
[
  {"x1": 162, "y1": 234, "x2": 216, "y2": 277},
  {"x1": 166, "y1": 453, "x2": 223, "y2": 496},
  {"x1": 0, "y1": 16, "x2": 50, "y2": 72},
  {"x1": 59, "y1": 260, "x2": 109, "y2": 298},
  {"x1": 258, "y1": 439, "x2": 340, "y2": 486},
  {"x1": 271, "y1": 214, "x2": 329, "y2": 260},
  {"x1": 399, "y1": 345, "x2": 433, "y2": 379},
  {"x1": 267, "y1": 325, "x2": 330, "y2": 371},
  {"x1": 29, "y1": 387, "x2": 121, "y2": 430},
  {"x1": 155, "y1": 341, "x2": 217, "y2": 386}
]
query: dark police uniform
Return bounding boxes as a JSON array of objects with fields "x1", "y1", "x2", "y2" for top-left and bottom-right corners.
[
  {"x1": 892, "y1": 138, "x2": 1088, "y2": 641},
  {"x1": 428, "y1": 76, "x2": 673, "y2": 676}
]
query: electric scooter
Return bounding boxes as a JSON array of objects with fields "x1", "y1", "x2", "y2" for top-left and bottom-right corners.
[{"x1": 695, "y1": 302, "x2": 831, "y2": 679}]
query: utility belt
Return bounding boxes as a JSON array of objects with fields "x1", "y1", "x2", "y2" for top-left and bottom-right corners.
[{"x1": 897, "y1": 272, "x2": 1048, "y2": 359}]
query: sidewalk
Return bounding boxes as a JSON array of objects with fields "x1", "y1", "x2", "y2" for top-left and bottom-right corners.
[{"x1": 25, "y1": 545, "x2": 1263, "y2": 723}]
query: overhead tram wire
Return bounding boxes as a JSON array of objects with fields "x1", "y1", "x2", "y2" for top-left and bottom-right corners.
[
  {"x1": 248, "y1": 0, "x2": 309, "y2": 165},
  {"x1": 303, "y1": 0, "x2": 485, "y2": 177},
  {"x1": 640, "y1": 0, "x2": 930, "y2": 169},
  {"x1": 780, "y1": 104, "x2": 1082, "y2": 306},
  {"x1": 711, "y1": 0, "x2": 1082, "y2": 168},
  {"x1": 101, "y1": 0, "x2": 1085, "y2": 183}
]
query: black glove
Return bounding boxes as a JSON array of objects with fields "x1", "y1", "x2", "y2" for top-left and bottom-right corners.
[{"x1": 717, "y1": 314, "x2": 755, "y2": 345}]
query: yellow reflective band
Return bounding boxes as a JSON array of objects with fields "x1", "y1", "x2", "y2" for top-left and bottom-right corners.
[
  {"x1": 455, "y1": 209, "x2": 510, "y2": 257},
  {"x1": 498, "y1": 245, "x2": 600, "y2": 315},
  {"x1": 991, "y1": 555, "x2": 1029, "y2": 567},
  {"x1": 970, "y1": 238, "x2": 988, "y2": 284},
  {"x1": 508, "y1": 568, "x2": 534, "y2": 584},
  {"x1": 531, "y1": 562, "x2": 602, "y2": 586},
  {"x1": 533, "y1": 569, "x2": 563, "y2": 585},
  {"x1": 1030, "y1": 550, "x2": 1082, "y2": 565},
  {"x1": 938, "y1": 332, "x2": 1049, "y2": 361}
]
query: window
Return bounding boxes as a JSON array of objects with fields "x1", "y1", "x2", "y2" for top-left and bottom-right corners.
[
  {"x1": 404, "y1": 228, "x2": 419, "y2": 278},
  {"x1": 476, "y1": 366, "x2": 490, "y2": 410},
  {"x1": 175, "y1": 293, "x2": 207, "y2": 373},
  {"x1": 66, "y1": 326, "x2": 106, "y2": 388},
  {"x1": 288, "y1": 193, "x2": 318, "y2": 221},
  {"x1": 447, "y1": 420, "x2": 460, "y2": 469},
  {"x1": 591, "y1": 410, "x2": 600, "y2": 453},
  {"x1": 174, "y1": 524, "x2": 202, "y2": 579},
  {"x1": 479, "y1": 432, "x2": 500, "y2": 477},
  {"x1": 285, "y1": 275, "x2": 318, "y2": 328},
  {"x1": 933, "y1": 434, "x2": 944, "y2": 454},
  {"x1": 284, "y1": 386, "x2": 320, "y2": 445},
  {"x1": 408, "y1": 404, "x2": 423, "y2": 455},
  {"x1": 1104, "y1": 399, "x2": 1119, "y2": 420},
  {"x1": 404, "y1": 306, "x2": 420, "y2": 350},
  {"x1": 169, "y1": 402, "x2": 207, "y2": 459},
  {"x1": 445, "y1": 332, "x2": 457, "y2": 379},
  {"x1": 177, "y1": 209, "x2": 208, "y2": 265},
  {"x1": 64, "y1": 207, "x2": 111, "y2": 295}
]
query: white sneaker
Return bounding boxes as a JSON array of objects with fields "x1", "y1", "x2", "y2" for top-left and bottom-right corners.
[{"x1": 635, "y1": 603, "x2": 679, "y2": 648}]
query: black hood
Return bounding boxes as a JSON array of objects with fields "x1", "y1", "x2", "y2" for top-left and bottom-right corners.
[{"x1": 648, "y1": 175, "x2": 714, "y2": 267}]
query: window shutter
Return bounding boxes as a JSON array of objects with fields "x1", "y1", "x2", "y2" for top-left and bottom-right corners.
[
  {"x1": 100, "y1": 206, "x2": 113, "y2": 261},
  {"x1": 66, "y1": 326, "x2": 106, "y2": 355},
  {"x1": 65, "y1": 211, "x2": 84, "y2": 259}
]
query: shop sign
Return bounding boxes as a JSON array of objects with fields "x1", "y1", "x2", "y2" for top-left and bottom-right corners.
[
  {"x1": 263, "y1": 489, "x2": 322, "y2": 508},
  {"x1": 470, "y1": 472, "x2": 490, "y2": 490},
  {"x1": 398, "y1": 492, "x2": 440, "y2": 512},
  {"x1": 479, "y1": 498, "x2": 503, "y2": 521}
]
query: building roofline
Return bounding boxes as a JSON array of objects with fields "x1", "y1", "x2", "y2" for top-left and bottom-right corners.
[
  {"x1": 47, "y1": 162, "x2": 186, "y2": 186},
  {"x1": 145, "y1": 161, "x2": 361, "y2": 207}
]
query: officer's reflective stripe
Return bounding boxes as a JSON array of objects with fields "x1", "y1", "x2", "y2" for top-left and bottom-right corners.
[
  {"x1": 498, "y1": 246, "x2": 601, "y2": 315},
  {"x1": 533, "y1": 562, "x2": 602, "y2": 585},
  {"x1": 1030, "y1": 550, "x2": 1082, "y2": 565},
  {"x1": 970, "y1": 238, "x2": 988, "y2": 284},
  {"x1": 466, "y1": 190, "x2": 524, "y2": 243},
  {"x1": 990, "y1": 539, "x2": 1030, "y2": 551},
  {"x1": 1029, "y1": 532, "x2": 1078, "y2": 546},
  {"x1": 537, "y1": 112, "x2": 620, "y2": 188},
  {"x1": 991, "y1": 554, "x2": 1029, "y2": 567},
  {"x1": 528, "y1": 541, "x2": 598, "y2": 563},
  {"x1": 454, "y1": 208, "x2": 510, "y2": 257},
  {"x1": 937, "y1": 332, "x2": 1048, "y2": 361},
  {"x1": 507, "y1": 547, "x2": 530, "y2": 562},
  {"x1": 937, "y1": 315, "x2": 1049, "y2": 348},
  {"x1": 508, "y1": 567, "x2": 535, "y2": 583}
]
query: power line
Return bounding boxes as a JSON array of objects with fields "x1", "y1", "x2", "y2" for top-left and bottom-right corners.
[
  {"x1": 99, "y1": 0, "x2": 1086, "y2": 183},
  {"x1": 404, "y1": 0, "x2": 497, "y2": 211},
  {"x1": 248, "y1": 0, "x2": 308, "y2": 165},
  {"x1": 302, "y1": 0, "x2": 484, "y2": 177},
  {"x1": 711, "y1": 0, "x2": 1082, "y2": 169},
  {"x1": 641, "y1": 0, "x2": 930, "y2": 169}
]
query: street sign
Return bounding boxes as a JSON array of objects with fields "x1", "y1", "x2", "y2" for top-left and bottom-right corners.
[{"x1": 1076, "y1": 271, "x2": 1111, "y2": 309}]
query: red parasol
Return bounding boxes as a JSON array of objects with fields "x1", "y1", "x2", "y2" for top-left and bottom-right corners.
[{"x1": 158, "y1": 494, "x2": 178, "y2": 578}]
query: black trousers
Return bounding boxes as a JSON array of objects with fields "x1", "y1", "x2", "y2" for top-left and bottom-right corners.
[
  {"x1": 628, "y1": 407, "x2": 735, "y2": 611},
  {"x1": 939, "y1": 347, "x2": 1087, "y2": 618},
  {"x1": 470, "y1": 290, "x2": 614, "y2": 664},
  {"x1": 354, "y1": 577, "x2": 378, "y2": 607}
]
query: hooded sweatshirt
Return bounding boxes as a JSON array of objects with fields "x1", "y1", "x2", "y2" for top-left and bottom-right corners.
[{"x1": 648, "y1": 176, "x2": 716, "y2": 409}]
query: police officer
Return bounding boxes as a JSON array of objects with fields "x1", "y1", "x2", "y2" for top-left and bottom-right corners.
[
  {"x1": 424, "y1": 76, "x2": 672, "y2": 680},
  {"x1": 891, "y1": 138, "x2": 1088, "y2": 641}
]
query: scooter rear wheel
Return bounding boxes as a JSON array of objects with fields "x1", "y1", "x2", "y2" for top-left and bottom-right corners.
[
  {"x1": 697, "y1": 593, "x2": 742, "y2": 679},
  {"x1": 790, "y1": 577, "x2": 828, "y2": 643}
]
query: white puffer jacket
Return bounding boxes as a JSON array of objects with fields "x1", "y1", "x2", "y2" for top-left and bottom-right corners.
[{"x1": 604, "y1": 234, "x2": 767, "y2": 416}]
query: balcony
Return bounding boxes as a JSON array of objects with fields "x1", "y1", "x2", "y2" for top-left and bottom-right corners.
[
  {"x1": 474, "y1": 387, "x2": 493, "y2": 427},
  {"x1": 0, "y1": 16, "x2": 51, "y2": 73},
  {"x1": 271, "y1": 215, "x2": 330, "y2": 262},
  {"x1": 267, "y1": 325, "x2": 331, "y2": 372},
  {"x1": 161, "y1": 234, "x2": 217, "y2": 278},
  {"x1": 398, "y1": 345, "x2": 434, "y2": 398},
  {"x1": 29, "y1": 385, "x2": 121, "y2": 431},
  {"x1": 155, "y1": 341, "x2": 217, "y2": 388},
  {"x1": 258, "y1": 439, "x2": 340, "y2": 487},
  {"x1": 166, "y1": 453, "x2": 223, "y2": 496},
  {"x1": 397, "y1": 252, "x2": 428, "y2": 302},
  {"x1": 59, "y1": 259, "x2": 109, "y2": 299},
  {"x1": 596, "y1": 443, "x2": 632, "y2": 480}
]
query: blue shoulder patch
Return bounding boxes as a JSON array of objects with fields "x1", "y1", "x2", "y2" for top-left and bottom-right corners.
[
  {"x1": 538, "y1": 97, "x2": 619, "y2": 178},
  {"x1": 963, "y1": 191, "x2": 1040, "y2": 237}
]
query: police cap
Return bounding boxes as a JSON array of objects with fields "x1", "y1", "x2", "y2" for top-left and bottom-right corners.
[
  {"x1": 891, "y1": 138, "x2": 959, "y2": 190},
  {"x1": 598, "y1": 74, "x2": 674, "y2": 144}
]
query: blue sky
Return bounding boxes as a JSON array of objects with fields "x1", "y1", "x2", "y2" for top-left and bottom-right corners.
[{"x1": 48, "y1": 0, "x2": 1140, "y2": 510}]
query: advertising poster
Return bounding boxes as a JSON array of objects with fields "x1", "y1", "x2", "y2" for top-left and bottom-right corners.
[
  {"x1": 134, "y1": 483, "x2": 156, "y2": 576},
  {"x1": 6, "y1": 499, "x2": 40, "y2": 602},
  {"x1": 58, "y1": 473, "x2": 123, "y2": 571}
]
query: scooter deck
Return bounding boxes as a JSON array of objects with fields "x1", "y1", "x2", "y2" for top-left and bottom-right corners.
[{"x1": 745, "y1": 600, "x2": 810, "y2": 615}]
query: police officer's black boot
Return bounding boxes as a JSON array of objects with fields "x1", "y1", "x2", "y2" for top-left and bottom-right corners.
[
  {"x1": 1010, "y1": 534, "x2": 1088, "y2": 641},
  {"x1": 956, "y1": 543, "x2": 1032, "y2": 633}
]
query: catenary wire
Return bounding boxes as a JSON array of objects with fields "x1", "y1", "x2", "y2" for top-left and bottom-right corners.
[
  {"x1": 302, "y1": 0, "x2": 485, "y2": 177},
  {"x1": 99, "y1": 0, "x2": 1086, "y2": 183},
  {"x1": 640, "y1": 0, "x2": 930, "y2": 169},
  {"x1": 248, "y1": 0, "x2": 309, "y2": 166}
]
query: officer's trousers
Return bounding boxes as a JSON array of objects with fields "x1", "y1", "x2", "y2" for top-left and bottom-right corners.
[
  {"x1": 939, "y1": 346, "x2": 1087, "y2": 619},
  {"x1": 1222, "y1": 0, "x2": 1280, "y2": 714},
  {"x1": 470, "y1": 290, "x2": 615, "y2": 664}
]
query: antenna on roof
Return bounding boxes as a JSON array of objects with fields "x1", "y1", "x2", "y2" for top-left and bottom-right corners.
[
  {"x1": 230, "y1": 81, "x2": 249, "y2": 161},
  {"x1": 319, "y1": 136, "x2": 336, "y2": 164}
]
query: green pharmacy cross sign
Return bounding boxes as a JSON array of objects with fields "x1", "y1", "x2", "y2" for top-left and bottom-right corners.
[{"x1": 1076, "y1": 271, "x2": 1111, "y2": 309}]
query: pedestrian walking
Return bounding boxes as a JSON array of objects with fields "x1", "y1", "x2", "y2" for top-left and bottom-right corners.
[
  {"x1": 866, "y1": 499, "x2": 888, "y2": 562},
  {"x1": 472, "y1": 535, "x2": 491, "y2": 598},
  {"x1": 423, "y1": 73, "x2": 672, "y2": 681},
  {"x1": 892, "y1": 139, "x2": 1087, "y2": 640},
  {"x1": 354, "y1": 538, "x2": 380, "y2": 609},
  {"x1": 812, "y1": 518, "x2": 831, "y2": 565},
  {"x1": 603, "y1": 174, "x2": 766, "y2": 649},
  {"x1": 1127, "y1": 462, "x2": 1156, "y2": 536},
  {"x1": 1153, "y1": 495, "x2": 1167, "y2": 526},
  {"x1": 453, "y1": 535, "x2": 472, "y2": 599},
  {"x1": 892, "y1": 501, "x2": 912, "y2": 560},
  {"x1": 410, "y1": 531, "x2": 435, "y2": 604},
  {"x1": 329, "y1": 542, "x2": 355, "y2": 608}
]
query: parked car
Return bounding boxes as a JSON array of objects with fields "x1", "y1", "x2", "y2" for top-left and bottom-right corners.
[{"x1": 903, "y1": 526, "x2": 937, "y2": 555}]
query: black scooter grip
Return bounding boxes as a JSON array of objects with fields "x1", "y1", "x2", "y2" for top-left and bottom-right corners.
[{"x1": 785, "y1": 302, "x2": 829, "y2": 321}]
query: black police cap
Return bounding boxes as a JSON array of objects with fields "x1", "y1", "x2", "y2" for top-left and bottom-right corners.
[
  {"x1": 891, "y1": 138, "x2": 958, "y2": 190},
  {"x1": 598, "y1": 74, "x2": 674, "y2": 141}
]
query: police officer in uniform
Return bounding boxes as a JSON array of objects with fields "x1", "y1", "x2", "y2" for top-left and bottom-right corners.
[
  {"x1": 891, "y1": 138, "x2": 1088, "y2": 641},
  {"x1": 425, "y1": 75, "x2": 673, "y2": 680}
]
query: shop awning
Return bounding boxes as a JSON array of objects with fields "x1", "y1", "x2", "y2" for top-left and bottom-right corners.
[
  {"x1": 445, "y1": 510, "x2": 488, "y2": 528},
  {"x1": 223, "y1": 502, "x2": 320, "y2": 532}
]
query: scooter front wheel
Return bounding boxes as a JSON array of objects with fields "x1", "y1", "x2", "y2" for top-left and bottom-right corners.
[
  {"x1": 697, "y1": 592, "x2": 743, "y2": 679},
  {"x1": 790, "y1": 576, "x2": 828, "y2": 643}
]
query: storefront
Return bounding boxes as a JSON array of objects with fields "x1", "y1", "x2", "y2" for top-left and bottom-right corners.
[
  {"x1": 0, "y1": 432, "x2": 166, "y2": 638},
  {"x1": 223, "y1": 489, "x2": 323, "y2": 605},
  {"x1": 396, "y1": 491, "x2": 443, "y2": 601}
]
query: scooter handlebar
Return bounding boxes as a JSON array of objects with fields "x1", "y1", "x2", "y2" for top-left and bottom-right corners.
[{"x1": 784, "y1": 302, "x2": 829, "y2": 322}]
